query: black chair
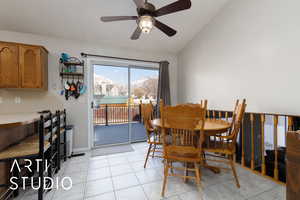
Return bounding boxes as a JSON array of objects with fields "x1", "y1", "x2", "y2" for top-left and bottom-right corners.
[
  {"x1": 48, "y1": 111, "x2": 61, "y2": 176},
  {"x1": 59, "y1": 110, "x2": 67, "y2": 162},
  {"x1": 0, "y1": 113, "x2": 53, "y2": 200}
]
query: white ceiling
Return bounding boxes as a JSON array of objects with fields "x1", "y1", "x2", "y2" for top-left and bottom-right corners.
[{"x1": 0, "y1": 0, "x2": 228, "y2": 53}]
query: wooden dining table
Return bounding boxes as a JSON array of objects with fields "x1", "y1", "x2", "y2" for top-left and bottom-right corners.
[
  {"x1": 151, "y1": 118, "x2": 232, "y2": 173},
  {"x1": 152, "y1": 118, "x2": 231, "y2": 134}
]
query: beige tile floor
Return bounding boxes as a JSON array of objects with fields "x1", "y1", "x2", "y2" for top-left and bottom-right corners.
[{"x1": 16, "y1": 142, "x2": 285, "y2": 200}]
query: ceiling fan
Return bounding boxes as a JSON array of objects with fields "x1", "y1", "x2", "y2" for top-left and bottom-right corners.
[{"x1": 100, "y1": 0, "x2": 192, "y2": 40}]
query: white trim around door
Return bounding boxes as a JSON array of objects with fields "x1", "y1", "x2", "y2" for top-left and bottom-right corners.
[{"x1": 87, "y1": 57, "x2": 159, "y2": 150}]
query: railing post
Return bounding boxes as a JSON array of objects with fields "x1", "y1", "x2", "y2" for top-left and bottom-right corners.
[
  {"x1": 93, "y1": 108, "x2": 95, "y2": 124},
  {"x1": 261, "y1": 114, "x2": 266, "y2": 175},
  {"x1": 105, "y1": 104, "x2": 108, "y2": 126},
  {"x1": 273, "y1": 115, "x2": 279, "y2": 180},
  {"x1": 139, "y1": 101, "x2": 142, "y2": 123},
  {"x1": 250, "y1": 113, "x2": 255, "y2": 170},
  {"x1": 241, "y1": 117, "x2": 245, "y2": 166},
  {"x1": 288, "y1": 116, "x2": 293, "y2": 131}
]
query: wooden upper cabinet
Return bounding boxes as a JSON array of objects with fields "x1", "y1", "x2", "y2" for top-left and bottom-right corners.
[
  {"x1": 0, "y1": 41, "x2": 48, "y2": 90},
  {"x1": 19, "y1": 45, "x2": 42, "y2": 88},
  {"x1": 0, "y1": 42, "x2": 19, "y2": 88}
]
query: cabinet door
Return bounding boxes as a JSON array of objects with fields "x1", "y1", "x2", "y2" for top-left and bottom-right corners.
[
  {"x1": 0, "y1": 42, "x2": 19, "y2": 88},
  {"x1": 19, "y1": 45, "x2": 42, "y2": 88}
]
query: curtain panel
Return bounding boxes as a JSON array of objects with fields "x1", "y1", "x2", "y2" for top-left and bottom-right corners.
[{"x1": 156, "y1": 61, "x2": 171, "y2": 117}]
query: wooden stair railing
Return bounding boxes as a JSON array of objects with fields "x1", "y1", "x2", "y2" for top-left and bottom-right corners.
[
  {"x1": 207, "y1": 109, "x2": 300, "y2": 185},
  {"x1": 287, "y1": 131, "x2": 300, "y2": 200}
]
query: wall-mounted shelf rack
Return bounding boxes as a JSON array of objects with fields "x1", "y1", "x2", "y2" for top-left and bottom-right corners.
[
  {"x1": 60, "y1": 72, "x2": 84, "y2": 77},
  {"x1": 62, "y1": 61, "x2": 84, "y2": 67},
  {"x1": 59, "y1": 59, "x2": 85, "y2": 79}
]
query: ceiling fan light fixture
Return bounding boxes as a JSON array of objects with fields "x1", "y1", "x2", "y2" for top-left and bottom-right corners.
[
  {"x1": 100, "y1": 0, "x2": 192, "y2": 39},
  {"x1": 139, "y1": 15, "x2": 154, "y2": 34}
]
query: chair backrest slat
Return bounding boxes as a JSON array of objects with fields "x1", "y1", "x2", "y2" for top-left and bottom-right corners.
[
  {"x1": 230, "y1": 99, "x2": 246, "y2": 145},
  {"x1": 141, "y1": 103, "x2": 154, "y2": 135}
]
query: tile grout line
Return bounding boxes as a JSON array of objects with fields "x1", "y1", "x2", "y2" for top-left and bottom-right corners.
[
  {"x1": 108, "y1": 158, "x2": 118, "y2": 200},
  {"x1": 133, "y1": 160, "x2": 150, "y2": 200},
  {"x1": 244, "y1": 185, "x2": 281, "y2": 200},
  {"x1": 52, "y1": 143, "x2": 285, "y2": 200},
  {"x1": 82, "y1": 158, "x2": 90, "y2": 200},
  {"x1": 84, "y1": 157, "x2": 113, "y2": 199}
]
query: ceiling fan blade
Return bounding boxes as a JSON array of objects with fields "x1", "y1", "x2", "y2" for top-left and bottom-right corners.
[
  {"x1": 101, "y1": 16, "x2": 138, "y2": 22},
  {"x1": 154, "y1": 19, "x2": 177, "y2": 37},
  {"x1": 131, "y1": 27, "x2": 142, "y2": 40},
  {"x1": 133, "y1": 0, "x2": 144, "y2": 8},
  {"x1": 154, "y1": 0, "x2": 191, "y2": 17}
]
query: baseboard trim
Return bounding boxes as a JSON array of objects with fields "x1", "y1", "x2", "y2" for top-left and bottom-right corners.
[{"x1": 73, "y1": 147, "x2": 90, "y2": 153}]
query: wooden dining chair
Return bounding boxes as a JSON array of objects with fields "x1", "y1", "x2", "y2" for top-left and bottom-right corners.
[
  {"x1": 203, "y1": 99, "x2": 246, "y2": 188},
  {"x1": 141, "y1": 102, "x2": 163, "y2": 168},
  {"x1": 160, "y1": 104, "x2": 206, "y2": 197},
  {"x1": 200, "y1": 99, "x2": 208, "y2": 109},
  {"x1": 181, "y1": 99, "x2": 208, "y2": 109}
]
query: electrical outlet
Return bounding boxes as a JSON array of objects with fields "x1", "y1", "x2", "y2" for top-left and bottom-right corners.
[
  {"x1": 15, "y1": 97, "x2": 21, "y2": 104},
  {"x1": 52, "y1": 83, "x2": 57, "y2": 90}
]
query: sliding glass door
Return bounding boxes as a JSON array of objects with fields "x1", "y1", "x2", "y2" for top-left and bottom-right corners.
[
  {"x1": 92, "y1": 64, "x2": 159, "y2": 147},
  {"x1": 130, "y1": 67, "x2": 159, "y2": 142},
  {"x1": 93, "y1": 65, "x2": 130, "y2": 146}
]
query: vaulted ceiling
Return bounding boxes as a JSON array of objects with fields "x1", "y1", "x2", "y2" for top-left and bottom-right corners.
[{"x1": 0, "y1": 0, "x2": 229, "y2": 53}]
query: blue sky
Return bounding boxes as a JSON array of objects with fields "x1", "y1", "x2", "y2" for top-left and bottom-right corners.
[{"x1": 94, "y1": 65, "x2": 159, "y2": 85}]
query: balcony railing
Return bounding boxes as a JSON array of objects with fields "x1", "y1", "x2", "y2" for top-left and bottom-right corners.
[
  {"x1": 93, "y1": 104, "x2": 142, "y2": 125},
  {"x1": 94, "y1": 104, "x2": 298, "y2": 184},
  {"x1": 207, "y1": 109, "x2": 300, "y2": 184}
]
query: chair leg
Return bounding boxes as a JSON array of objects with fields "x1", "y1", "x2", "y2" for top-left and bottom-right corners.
[
  {"x1": 152, "y1": 144, "x2": 156, "y2": 158},
  {"x1": 161, "y1": 161, "x2": 169, "y2": 197},
  {"x1": 229, "y1": 156, "x2": 240, "y2": 188},
  {"x1": 38, "y1": 157, "x2": 44, "y2": 200},
  {"x1": 12, "y1": 159, "x2": 20, "y2": 197},
  {"x1": 64, "y1": 131, "x2": 67, "y2": 161},
  {"x1": 57, "y1": 135, "x2": 61, "y2": 172},
  {"x1": 194, "y1": 162, "x2": 201, "y2": 188},
  {"x1": 170, "y1": 162, "x2": 174, "y2": 174},
  {"x1": 144, "y1": 143, "x2": 152, "y2": 168},
  {"x1": 183, "y1": 162, "x2": 188, "y2": 183},
  {"x1": 48, "y1": 148, "x2": 53, "y2": 179}
]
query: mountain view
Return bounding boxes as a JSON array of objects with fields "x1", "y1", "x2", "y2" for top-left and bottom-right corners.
[{"x1": 94, "y1": 73, "x2": 158, "y2": 99}]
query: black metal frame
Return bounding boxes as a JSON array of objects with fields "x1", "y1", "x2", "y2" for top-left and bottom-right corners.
[
  {"x1": 58, "y1": 110, "x2": 67, "y2": 162},
  {"x1": 0, "y1": 111, "x2": 66, "y2": 200},
  {"x1": 48, "y1": 112, "x2": 60, "y2": 177},
  {"x1": 0, "y1": 115, "x2": 47, "y2": 200}
]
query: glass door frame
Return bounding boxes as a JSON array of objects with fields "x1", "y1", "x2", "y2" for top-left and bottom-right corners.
[
  {"x1": 129, "y1": 66, "x2": 159, "y2": 143},
  {"x1": 87, "y1": 58, "x2": 159, "y2": 149}
]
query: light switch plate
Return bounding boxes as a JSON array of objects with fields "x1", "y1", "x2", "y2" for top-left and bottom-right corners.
[
  {"x1": 15, "y1": 97, "x2": 21, "y2": 104},
  {"x1": 52, "y1": 83, "x2": 57, "y2": 90}
]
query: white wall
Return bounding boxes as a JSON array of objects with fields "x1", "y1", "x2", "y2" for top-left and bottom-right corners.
[
  {"x1": 0, "y1": 30, "x2": 178, "y2": 151},
  {"x1": 178, "y1": 0, "x2": 300, "y2": 115}
]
